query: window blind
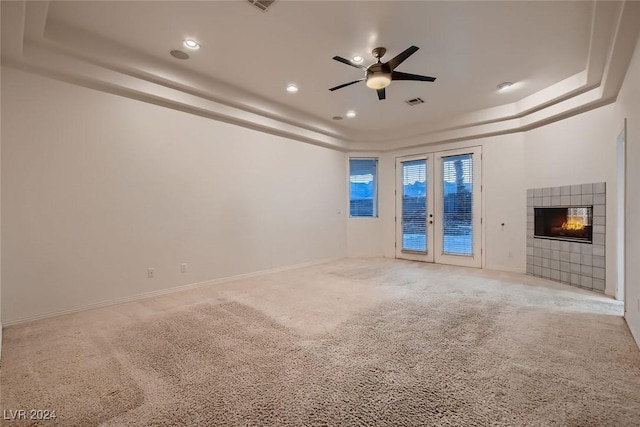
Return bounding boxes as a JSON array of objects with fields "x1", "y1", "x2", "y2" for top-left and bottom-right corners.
[
  {"x1": 402, "y1": 160, "x2": 427, "y2": 252},
  {"x1": 349, "y1": 158, "x2": 377, "y2": 217},
  {"x1": 442, "y1": 154, "x2": 473, "y2": 256}
]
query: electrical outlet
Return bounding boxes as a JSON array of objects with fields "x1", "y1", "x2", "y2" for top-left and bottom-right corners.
[
  {"x1": 148, "y1": 268, "x2": 154, "y2": 279},
  {"x1": 181, "y1": 263, "x2": 187, "y2": 273}
]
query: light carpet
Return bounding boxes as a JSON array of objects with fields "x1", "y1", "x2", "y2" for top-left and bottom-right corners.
[{"x1": 1, "y1": 258, "x2": 639, "y2": 426}]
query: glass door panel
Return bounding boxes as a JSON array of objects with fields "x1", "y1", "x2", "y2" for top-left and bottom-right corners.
[
  {"x1": 435, "y1": 147, "x2": 482, "y2": 268},
  {"x1": 441, "y1": 154, "x2": 473, "y2": 256},
  {"x1": 396, "y1": 155, "x2": 433, "y2": 262}
]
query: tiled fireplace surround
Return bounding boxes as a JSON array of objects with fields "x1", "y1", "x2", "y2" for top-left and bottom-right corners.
[{"x1": 526, "y1": 182, "x2": 606, "y2": 293}]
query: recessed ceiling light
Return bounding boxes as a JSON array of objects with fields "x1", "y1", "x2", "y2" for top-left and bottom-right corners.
[
  {"x1": 346, "y1": 110, "x2": 357, "y2": 118},
  {"x1": 352, "y1": 56, "x2": 364, "y2": 64},
  {"x1": 183, "y1": 39, "x2": 200, "y2": 50},
  {"x1": 286, "y1": 84, "x2": 299, "y2": 93},
  {"x1": 497, "y1": 82, "x2": 514, "y2": 91}
]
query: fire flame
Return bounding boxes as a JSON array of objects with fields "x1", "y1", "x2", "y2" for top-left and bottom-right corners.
[{"x1": 562, "y1": 217, "x2": 585, "y2": 231}]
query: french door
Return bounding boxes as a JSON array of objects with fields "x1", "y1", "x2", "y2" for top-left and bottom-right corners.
[{"x1": 395, "y1": 147, "x2": 482, "y2": 268}]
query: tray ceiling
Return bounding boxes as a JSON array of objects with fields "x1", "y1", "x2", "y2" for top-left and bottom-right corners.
[{"x1": 2, "y1": 1, "x2": 640, "y2": 150}]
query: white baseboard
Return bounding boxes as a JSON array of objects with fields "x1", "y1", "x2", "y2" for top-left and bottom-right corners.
[{"x1": 2, "y1": 257, "x2": 339, "y2": 327}]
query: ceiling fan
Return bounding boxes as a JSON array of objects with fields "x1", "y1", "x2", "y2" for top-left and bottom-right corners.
[{"x1": 329, "y1": 45, "x2": 436, "y2": 100}]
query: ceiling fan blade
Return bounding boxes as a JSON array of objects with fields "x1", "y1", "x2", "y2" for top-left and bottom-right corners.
[
  {"x1": 329, "y1": 78, "x2": 365, "y2": 91},
  {"x1": 391, "y1": 71, "x2": 436, "y2": 82},
  {"x1": 332, "y1": 56, "x2": 368, "y2": 71},
  {"x1": 386, "y1": 46, "x2": 419, "y2": 70},
  {"x1": 377, "y1": 88, "x2": 386, "y2": 100}
]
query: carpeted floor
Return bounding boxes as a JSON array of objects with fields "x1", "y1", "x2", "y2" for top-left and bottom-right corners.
[{"x1": 2, "y1": 258, "x2": 639, "y2": 426}]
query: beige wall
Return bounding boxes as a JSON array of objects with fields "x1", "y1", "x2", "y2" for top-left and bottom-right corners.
[
  {"x1": 1, "y1": 67, "x2": 347, "y2": 324},
  {"x1": 523, "y1": 106, "x2": 616, "y2": 190},
  {"x1": 482, "y1": 135, "x2": 527, "y2": 272},
  {"x1": 614, "y1": 35, "x2": 640, "y2": 345}
]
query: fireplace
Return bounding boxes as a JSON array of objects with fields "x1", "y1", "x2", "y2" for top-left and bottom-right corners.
[
  {"x1": 527, "y1": 183, "x2": 605, "y2": 292},
  {"x1": 534, "y1": 206, "x2": 593, "y2": 243}
]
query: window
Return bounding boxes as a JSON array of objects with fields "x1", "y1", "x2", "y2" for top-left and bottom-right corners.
[{"x1": 349, "y1": 158, "x2": 378, "y2": 217}]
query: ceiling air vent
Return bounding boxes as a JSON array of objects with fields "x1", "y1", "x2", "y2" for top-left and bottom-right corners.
[
  {"x1": 405, "y1": 97, "x2": 425, "y2": 106},
  {"x1": 247, "y1": 0, "x2": 277, "y2": 12}
]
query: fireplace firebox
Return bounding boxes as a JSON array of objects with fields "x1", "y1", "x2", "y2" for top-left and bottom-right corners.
[{"x1": 534, "y1": 206, "x2": 593, "y2": 243}]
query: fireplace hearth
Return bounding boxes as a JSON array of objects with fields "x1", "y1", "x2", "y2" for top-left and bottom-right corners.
[{"x1": 534, "y1": 206, "x2": 593, "y2": 243}]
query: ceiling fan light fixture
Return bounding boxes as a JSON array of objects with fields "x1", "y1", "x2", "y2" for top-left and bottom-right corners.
[
  {"x1": 183, "y1": 39, "x2": 200, "y2": 50},
  {"x1": 329, "y1": 45, "x2": 435, "y2": 100},
  {"x1": 366, "y1": 73, "x2": 391, "y2": 90}
]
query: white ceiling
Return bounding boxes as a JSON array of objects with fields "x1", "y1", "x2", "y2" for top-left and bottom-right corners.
[{"x1": 2, "y1": 1, "x2": 640, "y2": 150}]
